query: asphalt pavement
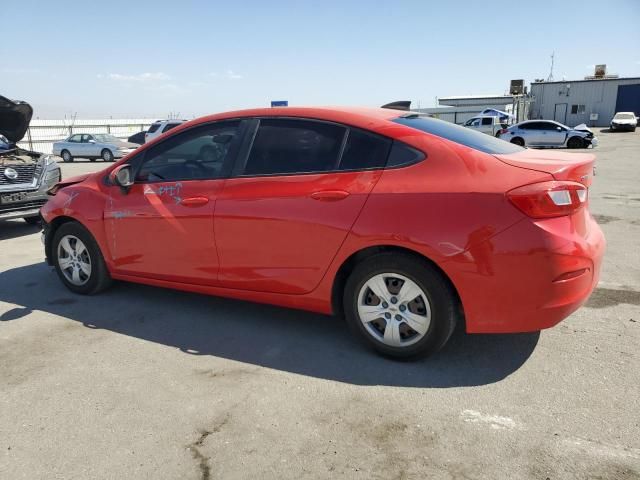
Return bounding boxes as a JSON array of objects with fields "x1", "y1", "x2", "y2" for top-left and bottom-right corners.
[{"x1": 1, "y1": 131, "x2": 639, "y2": 479}]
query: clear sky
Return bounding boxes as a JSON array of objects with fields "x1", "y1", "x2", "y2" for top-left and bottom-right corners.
[{"x1": 2, "y1": 0, "x2": 639, "y2": 119}]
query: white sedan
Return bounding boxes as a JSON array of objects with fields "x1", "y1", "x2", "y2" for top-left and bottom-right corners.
[
  {"x1": 497, "y1": 120, "x2": 597, "y2": 148},
  {"x1": 53, "y1": 133, "x2": 138, "y2": 162}
]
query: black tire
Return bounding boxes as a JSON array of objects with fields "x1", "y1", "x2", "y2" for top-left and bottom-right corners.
[
  {"x1": 343, "y1": 252, "x2": 458, "y2": 359},
  {"x1": 23, "y1": 216, "x2": 41, "y2": 226},
  {"x1": 52, "y1": 222, "x2": 112, "y2": 295},
  {"x1": 61, "y1": 150, "x2": 73, "y2": 163},
  {"x1": 632, "y1": 127, "x2": 636, "y2": 132},
  {"x1": 510, "y1": 137, "x2": 525, "y2": 147},
  {"x1": 101, "y1": 149, "x2": 114, "y2": 162},
  {"x1": 567, "y1": 136, "x2": 584, "y2": 149}
]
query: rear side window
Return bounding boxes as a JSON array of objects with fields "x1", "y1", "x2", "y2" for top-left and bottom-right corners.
[
  {"x1": 243, "y1": 119, "x2": 346, "y2": 175},
  {"x1": 147, "y1": 123, "x2": 161, "y2": 133},
  {"x1": 339, "y1": 129, "x2": 391, "y2": 171},
  {"x1": 394, "y1": 116, "x2": 523, "y2": 154},
  {"x1": 387, "y1": 142, "x2": 425, "y2": 168},
  {"x1": 481, "y1": 117, "x2": 493, "y2": 125},
  {"x1": 163, "y1": 122, "x2": 181, "y2": 133}
]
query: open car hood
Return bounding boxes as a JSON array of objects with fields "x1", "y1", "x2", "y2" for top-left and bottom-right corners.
[
  {"x1": 0, "y1": 95, "x2": 33, "y2": 143},
  {"x1": 573, "y1": 123, "x2": 592, "y2": 133}
]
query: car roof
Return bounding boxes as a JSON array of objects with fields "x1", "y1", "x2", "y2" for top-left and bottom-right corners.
[
  {"x1": 187, "y1": 106, "x2": 403, "y2": 133},
  {"x1": 614, "y1": 112, "x2": 635, "y2": 115}
]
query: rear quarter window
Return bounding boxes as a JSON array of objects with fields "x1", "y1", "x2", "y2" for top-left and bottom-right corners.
[
  {"x1": 339, "y1": 129, "x2": 391, "y2": 171},
  {"x1": 394, "y1": 116, "x2": 523, "y2": 154},
  {"x1": 147, "y1": 123, "x2": 161, "y2": 133}
]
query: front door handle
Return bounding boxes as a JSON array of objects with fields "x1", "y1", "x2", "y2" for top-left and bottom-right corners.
[
  {"x1": 310, "y1": 190, "x2": 350, "y2": 201},
  {"x1": 181, "y1": 196, "x2": 209, "y2": 207}
]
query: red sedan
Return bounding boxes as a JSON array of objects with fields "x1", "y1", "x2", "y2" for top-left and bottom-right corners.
[{"x1": 41, "y1": 107, "x2": 605, "y2": 358}]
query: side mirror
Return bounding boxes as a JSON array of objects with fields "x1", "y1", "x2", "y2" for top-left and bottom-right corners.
[
  {"x1": 556, "y1": 126, "x2": 562, "y2": 131},
  {"x1": 109, "y1": 164, "x2": 133, "y2": 192},
  {"x1": 88, "y1": 139, "x2": 96, "y2": 143}
]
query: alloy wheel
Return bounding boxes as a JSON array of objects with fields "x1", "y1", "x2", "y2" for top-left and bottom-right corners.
[
  {"x1": 357, "y1": 273, "x2": 431, "y2": 347},
  {"x1": 57, "y1": 234, "x2": 92, "y2": 286}
]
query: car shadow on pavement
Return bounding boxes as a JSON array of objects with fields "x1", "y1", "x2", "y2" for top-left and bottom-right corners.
[
  {"x1": 0, "y1": 263, "x2": 539, "y2": 388},
  {"x1": 0, "y1": 220, "x2": 41, "y2": 240}
]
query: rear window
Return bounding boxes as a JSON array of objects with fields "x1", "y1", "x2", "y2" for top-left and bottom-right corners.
[
  {"x1": 147, "y1": 123, "x2": 161, "y2": 133},
  {"x1": 394, "y1": 115, "x2": 523, "y2": 154}
]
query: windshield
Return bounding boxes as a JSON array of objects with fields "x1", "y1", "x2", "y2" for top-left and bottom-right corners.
[
  {"x1": 394, "y1": 115, "x2": 524, "y2": 155},
  {"x1": 615, "y1": 113, "x2": 635, "y2": 120},
  {"x1": 93, "y1": 134, "x2": 120, "y2": 143}
]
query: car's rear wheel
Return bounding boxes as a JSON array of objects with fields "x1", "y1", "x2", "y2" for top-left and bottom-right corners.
[
  {"x1": 52, "y1": 222, "x2": 112, "y2": 295},
  {"x1": 567, "y1": 136, "x2": 584, "y2": 149},
  {"x1": 343, "y1": 253, "x2": 458, "y2": 359},
  {"x1": 510, "y1": 137, "x2": 525, "y2": 147},
  {"x1": 101, "y1": 149, "x2": 114, "y2": 162},
  {"x1": 61, "y1": 150, "x2": 73, "y2": 163}
]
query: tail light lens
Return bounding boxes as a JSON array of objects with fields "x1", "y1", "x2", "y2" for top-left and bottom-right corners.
[
  {"x1": 499, "y1": 128, "x2": 508, "y2": 134},
  {"x1": 507, "y1": 181, "x2": 588, "y2": 218}
]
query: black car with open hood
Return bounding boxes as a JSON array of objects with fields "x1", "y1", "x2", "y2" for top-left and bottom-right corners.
[{"x1": 0, "y1": 95, "x2": 61, "y2": 224}]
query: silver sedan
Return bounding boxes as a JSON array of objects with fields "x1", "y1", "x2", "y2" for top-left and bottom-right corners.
[
  {"x1": 497, "y1": 120, "x2": 598, "y2": 149},
  {"x1": 52, "y1": 133, "x2": 138, "y2": 162}
]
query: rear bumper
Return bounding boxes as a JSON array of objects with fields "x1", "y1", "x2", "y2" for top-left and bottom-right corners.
[{"x1": 444, "y1": 213, "x2": 605, "y2": 333}]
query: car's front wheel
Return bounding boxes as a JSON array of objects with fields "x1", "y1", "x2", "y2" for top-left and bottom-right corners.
[
  {"x1": 510, "y1": 137, "x2": 525, "y2": 147},
  {"x1": 101, "y1": 149, "x2": 114, "y2": 162},
  {"x1": 343, "y1": 253, "x2": 458, "y2": 359},
  {"x1": 52, "y1": 222, "x2": 112, "y2": 295},
  {"x1": 61, "y1": 150, "x2": 73, "y2": 163},
  {"x1": 567, "y1": 136, "x2": 584, "y2": 149}
]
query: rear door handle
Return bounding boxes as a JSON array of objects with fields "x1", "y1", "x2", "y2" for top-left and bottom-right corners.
[
  {"x1": 181, "y1": 196, "x2": 209, "y2": 207},
  {"x1": 310, "y1": 190, "x2": 350, "y2": 201}
]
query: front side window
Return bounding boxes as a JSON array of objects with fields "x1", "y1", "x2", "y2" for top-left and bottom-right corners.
[
  {"x1": 136, "y1": 121, "x2": 240, "y2": 182},
  {"x1": 81, "y1": 134, "x2": 93, "y2": 143},
  {"x1": 163, "y1": 122, "x2": 182, "y2": 133},
  {"x1": 243, "y1": 119, "x2": 346, "y2": 176}
]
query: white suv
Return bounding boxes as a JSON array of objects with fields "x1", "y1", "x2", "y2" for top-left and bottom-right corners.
[{"x1": 145, "y1": 120, "x2": 186, "y2": 142}]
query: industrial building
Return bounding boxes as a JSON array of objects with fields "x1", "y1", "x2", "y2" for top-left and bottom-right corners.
[
  {"x1": 415, "y1": 94, "x2": 518, "y2": 125},
  {"x1": 529, "y1": 76, "x2": 640, "y2": 127}
]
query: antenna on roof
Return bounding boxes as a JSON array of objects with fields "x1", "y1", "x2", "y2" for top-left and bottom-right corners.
[{"x1": 547, "y1": 52, "x2": 555, "y2": 82}]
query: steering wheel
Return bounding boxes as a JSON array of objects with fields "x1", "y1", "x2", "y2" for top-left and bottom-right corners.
[{"x1": 183, "y1": 159, "x2": 209, "y2": 177}]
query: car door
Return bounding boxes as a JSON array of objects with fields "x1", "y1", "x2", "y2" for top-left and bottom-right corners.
[
  {"x1": 521, "y1": 122, "x2": 543, "y2": 145},
  {"x1": 540, "y1": 122, "x2": 567, "y2": 146},
  {"x1": 82, "y1": 134, "x2": 100, "y2": 157},
  {"x1": 66, "y1": 134, "x2": 82, "y2": 156},
  {"x1": 480, "y1": 117, "x2": 493, "y2": 135},
  {"x1": 104, "y1": 120, "x2": 244, "y2": 285},
  {"x1": 214, "y1": 118, "x2": 389, "y2": 294}
]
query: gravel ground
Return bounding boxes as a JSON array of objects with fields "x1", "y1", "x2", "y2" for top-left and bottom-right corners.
[{"x1": 1, "y1": 129, "x2": 639, "y2": 479}]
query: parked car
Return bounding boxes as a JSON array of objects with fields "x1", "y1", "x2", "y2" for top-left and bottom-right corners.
[
  {"x1": 144, "y1": 119, "x2": 185, "y2": 143},
  {"x1": 0, "y1": 95, "x2": 61, "y2": 224},
  {"x1": 497, "y1": 120, "x2": 598, "y2": 148},
  {"x1": 127, "y1": 131, "x2": 146, "y2": 145},
  {"x1": 41, "y1": 107, "x2": 604, "y2": 359},
  {"x1": 52, "y1": 134, "x2": 138, "y2": 162},
  {"x1": 610, "y1": 112, "x2": 637, "y2": 132},
  {"x1": 463, "y1": 115, "x2": 508, "y2": 136}
]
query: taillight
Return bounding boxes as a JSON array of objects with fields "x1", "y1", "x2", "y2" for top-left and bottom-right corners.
[
  {"x1": 499, "y1": 128, "x2": 508, "y2": 134},
  {"x1": 507, "y1": 181, "x2": 588, "y2": 218}
]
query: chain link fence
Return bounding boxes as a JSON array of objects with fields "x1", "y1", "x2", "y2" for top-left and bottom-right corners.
[{"x1": 17, "y1": 118, "x2": 158, "y2": 154}]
